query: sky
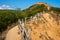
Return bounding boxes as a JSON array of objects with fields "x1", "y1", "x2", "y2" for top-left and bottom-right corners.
[{"x1": 0, "y1": 0, "x2": 60, "y2": 10}]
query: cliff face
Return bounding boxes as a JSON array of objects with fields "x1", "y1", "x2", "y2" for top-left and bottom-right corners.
[{"x1": 25, "y1": 12, "x2": 60, "y2": 40}]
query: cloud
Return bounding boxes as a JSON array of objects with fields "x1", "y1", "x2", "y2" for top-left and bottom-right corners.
[{"x1": 0, "y1": 5, "x2": 13, "y2": 10}]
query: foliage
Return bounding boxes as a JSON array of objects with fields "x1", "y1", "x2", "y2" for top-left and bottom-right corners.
[
  {"x1": 0, "y1": 10, "x2": 17, "y2": 32},
  {"x1": 50, "y1": 7, "x2": 60, "y2": 13}
]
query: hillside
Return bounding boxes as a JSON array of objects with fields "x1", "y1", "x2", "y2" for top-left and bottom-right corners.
[
  {"x1": 25, "y1": 12, "x2": 60, "y2": 40},
  {"x1": 5, "y1": 12, "x2": 60, "y2": 40}
]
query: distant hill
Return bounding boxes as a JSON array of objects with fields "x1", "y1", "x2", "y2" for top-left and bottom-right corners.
[{"x1": 22, "y1": 2, "x2": 60, "y2": 17}]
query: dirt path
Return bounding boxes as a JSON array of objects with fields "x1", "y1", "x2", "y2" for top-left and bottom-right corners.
[{"x1": 5, "y1": 25, "x2": 21, "y2": 40}]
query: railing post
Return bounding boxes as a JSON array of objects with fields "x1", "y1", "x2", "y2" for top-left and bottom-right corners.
[
  {"x1": 37, "y1": 13, "x2": 40, "y2": 18},
  {"x1": 18, "y1": 19, "x2": 31, "y2": 40},
  {"x1": 25, "y1": 17, "x2": 27, "y2": 24}
]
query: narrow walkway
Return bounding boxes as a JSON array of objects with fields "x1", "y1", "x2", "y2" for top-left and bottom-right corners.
[{"x1": 5, "y1": 26, "x2": 21, "y2": 40}]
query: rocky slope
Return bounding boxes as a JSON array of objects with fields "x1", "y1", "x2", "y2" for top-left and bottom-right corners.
[{"x1": 25, "y1": 12, "x2": 60, "y2": 40}]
